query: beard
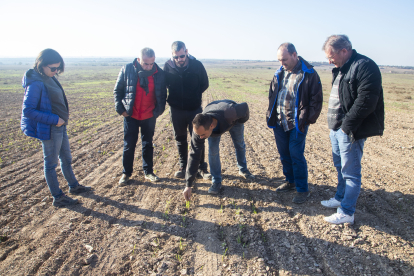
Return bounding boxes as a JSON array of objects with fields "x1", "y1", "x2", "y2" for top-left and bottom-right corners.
[{"x1": 176, "y1": 56, "x2": 187, "y2": 67}]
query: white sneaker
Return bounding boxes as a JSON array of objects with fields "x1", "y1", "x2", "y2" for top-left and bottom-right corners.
[
  {"x1": 324, "y1": 212, "x2": 354, "y2": 225},
  {"x1": 321, "y1": 197, "x2": 341, "y2": 208}
]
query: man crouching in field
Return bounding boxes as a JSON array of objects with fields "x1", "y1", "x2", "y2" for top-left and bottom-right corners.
[
  {"x1": 113, "y1": 48, "x2": 167, "y2": 186},
  {"x1": 321, "y1": 35, "x2": 384, "y2": 224},
  {"x1": 183, "y1": 100, "x2": 254, "y2": 201},
  {"x1": 266, "y1": 42, "x2": 323, "y2": 204}
]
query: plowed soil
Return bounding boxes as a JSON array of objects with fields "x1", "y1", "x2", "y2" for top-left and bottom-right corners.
[{"x1": 0, "y1": 62, "x2": 413, "y2": 276}]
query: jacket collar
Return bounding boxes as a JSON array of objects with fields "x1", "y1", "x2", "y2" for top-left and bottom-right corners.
[
  {"x1": 333, "y1": 49, "x2": 358, "y2": 74},
  {"x1": 133, "y1": 58, "x2": 159, "y2": 75}
]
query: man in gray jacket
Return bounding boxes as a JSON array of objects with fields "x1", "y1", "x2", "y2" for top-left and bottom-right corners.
[{"x1": 183, "y1": 100, "x2": 254, "y2": 201}]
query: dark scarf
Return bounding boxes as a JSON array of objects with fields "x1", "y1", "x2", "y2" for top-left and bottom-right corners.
[{"x1": 136, "y1": 62, "x2": 156, "y2": 95}]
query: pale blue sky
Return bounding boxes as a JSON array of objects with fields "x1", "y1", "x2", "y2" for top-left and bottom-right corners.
[{"x1": 1, "y1": 0, "x2": 413, "y2": 66}]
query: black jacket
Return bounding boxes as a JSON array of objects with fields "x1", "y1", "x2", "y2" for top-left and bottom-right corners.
[
  {"x1": 113, "y1": 59, "x2": 167, "y2": 118},
  {"x1": 332, "y1": 50, "x2": 384, "y2": 141},
  {"x1": 266, "y1": 57, "x2": 323, "y2": 133},
  {"x1": 164, "y1": 55, "x2": 209, "y2": 111},
  {"x1": 185, "y1": 100, "x2": 249, "y2": 187}
]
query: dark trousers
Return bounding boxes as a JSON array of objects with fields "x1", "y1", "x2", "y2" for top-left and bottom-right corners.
[
  {"x1": 123, "y1": 116, "x2": 156, "y2": 176},
  {"x1": 170, "y1": 106, "x2": 207, "y2": 170}
]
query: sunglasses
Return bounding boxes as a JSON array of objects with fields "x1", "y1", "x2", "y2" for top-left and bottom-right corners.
[
  {"x1": 47, "y1": 66, "x2": 59, "y2": 72},
  {"x1": 172, "y1": 55, "x2": 186, "y2": 60}
]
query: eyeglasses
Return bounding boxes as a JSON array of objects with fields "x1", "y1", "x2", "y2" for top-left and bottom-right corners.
[
  {"x1": 326, "y1": 51, "x2": 340, "y2": 62},
  {"x1": 47, "y1": 66, "x2": 59, "y2": 72},
  {"x1": 172, "y1": 55, "x2": 186, "y2": 60}
]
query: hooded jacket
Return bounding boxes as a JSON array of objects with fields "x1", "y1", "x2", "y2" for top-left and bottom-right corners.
[
  {"x1": 20, "y1": 69, "x2": 68, "y2": 140},
  {"x1": 331, "y1": 50, "x2": 384, "y2": 141},
  {"x1": 266, "y1": 57, "x2": 323, "y2": 133},
  {"x1": 185, "y1": 100, "x2": 249, "y2": 187},
  {"x1": 164, "y1": 55, "x2": 209, "y2": 111},
  {"x1": 114, "y1": 59, "x2": 167, "y2": 119}
]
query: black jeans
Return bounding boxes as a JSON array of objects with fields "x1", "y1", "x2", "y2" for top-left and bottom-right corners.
[
  {"x1": 123, "y1": 116, "x2": 156, "y2": 176},
  {"x1": 170, "y1": 106, "x2": 207, "y2": 170}
]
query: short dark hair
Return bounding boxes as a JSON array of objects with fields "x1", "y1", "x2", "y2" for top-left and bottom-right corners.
[
  {"x1": 171, "y1": 41, "x2": 186, "y2": 52},
  {"x1": 34, "y1": 48, "x2": 65, "y2": 76},
  {"x1": 278, "y1": 42, "x2": 297, "y2": 55},
  {"x1": 192, "y1": 113, "x2": 212, "y2": 130}
]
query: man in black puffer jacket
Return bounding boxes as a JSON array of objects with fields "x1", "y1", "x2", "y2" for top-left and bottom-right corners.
[
  {"x1": 164, "y1": 41, "x2": 210, "y2": 180},
  {"x1": 114, "y1": 48, "x2": 167, "y2": 185},
  {"x1": 321, "y1": 35, "x2": 384, "y2": 225}
]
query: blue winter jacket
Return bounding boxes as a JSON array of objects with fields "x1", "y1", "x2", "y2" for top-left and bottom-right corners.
[{"x1": 21, "y1": 69, "x2": 67, "y2": 140}]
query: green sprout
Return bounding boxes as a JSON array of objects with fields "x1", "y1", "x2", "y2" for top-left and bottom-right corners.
[
  {"x1": 235, "y1": 207, "x2": 241, "y2": 215},
  {"x1": 164, "y1": 200, "x2": 170, "y2": 219},
  {"x1": 251, "y1": 203, "x2": 258, "y2": 214},
  {"x1": 179, "y1": 238, "x2": 185, "y2": 252},
  {"x1": 237, "y1": 235, "x2": 242, "y2": 244},
  {"x1": 222, "y1": 247, "x2": 228, "y2": 261}
]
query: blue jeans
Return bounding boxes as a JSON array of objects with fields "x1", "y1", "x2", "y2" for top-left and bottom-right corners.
[
  {"x1": 208, "y1": 123, "x2": 248, "y2": 184},
  {"x1": 330, "y1": 129, "x2": 366, "y2": 216},
  {"x1": 41, "y1": 125, "x2": 79, "y2": 199},
  {"x1": 273, "y1": 123, "x2": 309, "y2": 192},
  {"x1": 123, "y1": 116, "x2": 156, "y2": 176}
]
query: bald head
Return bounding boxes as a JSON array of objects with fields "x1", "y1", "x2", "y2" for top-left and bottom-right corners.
[{"x1": 278, "y1": 42, "x2": 297, "y2": 55}]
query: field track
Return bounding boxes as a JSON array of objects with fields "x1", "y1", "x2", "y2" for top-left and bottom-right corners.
[{"x1": 0, "y1": 64, "x2": 413, "y2": 275}]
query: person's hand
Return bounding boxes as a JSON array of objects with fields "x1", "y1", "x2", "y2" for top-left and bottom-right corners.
[
  {"x1": 57, "y1": 117, "x2": 65, "y2": 127},
  {"x1": 183, "y1": 187, "x2": 192, "y2": 201},
  {"x1": 122, "y1": 111, "x2": 128, "y2": 117}
]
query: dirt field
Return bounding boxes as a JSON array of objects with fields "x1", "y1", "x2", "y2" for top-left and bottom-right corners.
[{"x1": 0, "y1": 61, "x2": 413, "y2": 276}]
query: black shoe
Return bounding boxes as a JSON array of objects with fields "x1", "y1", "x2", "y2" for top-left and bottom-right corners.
[
  {"x1": 174, "y1": 168, "x2": 185, "y2": 179},
  {"x1": 208, "y1": 182, "x2": 222, "y2": 194},
  {"x1": 292, "y1": 191, "x2": 310, "y2": 204},
  {"x1": 53, "y1": 195, "x2": 79, "y2": 207},
  {"x1": 118, "y1": 174, "x2": 130, "y2": 186},
  {"x1": 198, "y1": 168, "x2": 212, "y2": 180},
  {"x1": 69, "y1": 184, "x2": 92, "y2": 194},
  {"x1": 276, "y1": 182, "x2": 295, "y2": 193},
  {"x1": 239, "y1": 170, "x2": 255, "y2": 180}
]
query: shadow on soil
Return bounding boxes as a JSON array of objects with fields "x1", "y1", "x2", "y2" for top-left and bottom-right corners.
[{"x1": 61, "y1": 176, "x2": 414, "y2": 275}]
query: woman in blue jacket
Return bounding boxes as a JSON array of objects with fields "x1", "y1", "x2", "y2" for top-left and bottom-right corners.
[{"x1": 21, "y1": 49, "x2": 91, "y2": 207}]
